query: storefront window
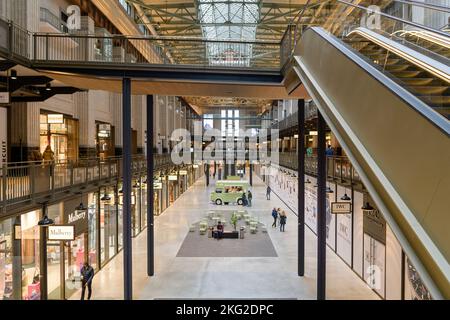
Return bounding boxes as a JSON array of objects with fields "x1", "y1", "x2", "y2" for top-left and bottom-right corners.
[
  {"x1": 20, "y1": 210, "x2": 41, "y2": 300},
  {"x1": 46, "y1": 204, "x2": 63, "y2": 300},
  {"x1": 96, "y1": 123, "x2": 114, "y2": 160},
  {"x1": 132, "y1": 180, "x2": 141, "y2": 237},
  {"x1": 141, "y1": 178, "x2": 147, "y2": 228},
  {"x1": 39, "y1": 113, "x2": 79, "y2": 162},
  {"x1": 88, "y1": 193, "x2": 98, "y2": 270},
  {"x1": 100, "y1": 187, "x2": 117, "y2": 266},
  {"x1": 0, "y1": 218, "x2": 13, "y2": 300}
]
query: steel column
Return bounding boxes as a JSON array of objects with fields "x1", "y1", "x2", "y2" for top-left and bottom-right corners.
[
  {"x1": 298, "y1": 99, "x2": 305, "y2": 277},
  {"x1": 147, "y1": 95, "x2": 154, "y2": 277},
  {"x1": 317, "y1": 112, "x2": 327, "y2": 300},
  {"x1": 39, "y1": 203, "x2": 48, "y2": 300},
  {"x1": 122, "y1": 78, "x2": 133, "y2": 300},
  {"x1": 249, "y1": 163, "x2": 253, "y2": 186},
  {"x1": 206, "y1": 163, "x2": 210, "y2": 186}
]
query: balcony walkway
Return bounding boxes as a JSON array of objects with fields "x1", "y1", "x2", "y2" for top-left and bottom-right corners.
[{"x1": 69, "y1": 175, "x2": 379, "y2": 300}]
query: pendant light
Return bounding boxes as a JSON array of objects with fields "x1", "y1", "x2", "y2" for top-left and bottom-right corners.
[
  {"x1": 341, "y1": 187, "x2": 351, "y2": 201},
  {"x1": 326, "y1": 186, "x2": 334, "y2": 193},
  {"x1": 361, "y1": 202, "x2": 374, "y2": 211},
  {"x1": 38, "y1": 215, "x2": 54, "y2": 226},
  {"x1": 75, "y1": 192, "x2": 87, "y2": 211}
]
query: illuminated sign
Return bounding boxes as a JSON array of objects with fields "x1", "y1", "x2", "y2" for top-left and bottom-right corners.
[
  {"x1": 179, "y1": 170, "x2": 188, "y2": 175},
  {"x1": 154, "y1": 182, "x2": 162, "y2": 190},
  {"x1": 168, "y1": 175, "x2": 178, "y2": 181},
  {"x1": 48, "y1": 225, "x2": 75, "y2": 241},
  {"x1": 47, "y1": 114, "x2": 64, "y2": 124},
  {"x1": 331, "y1": 202, "x2": 352, "y2": 214}
]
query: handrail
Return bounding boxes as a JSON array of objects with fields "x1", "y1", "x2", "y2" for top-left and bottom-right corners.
[
  {"x1": 393, "y1": 0, "x2": 450, "y2": 13},
  {"x1": 288, "y1": 0, "x2": 450, "y2": 60},
  {"x1": 337, "y1": 0, "x2": 450, "y2": 38}
]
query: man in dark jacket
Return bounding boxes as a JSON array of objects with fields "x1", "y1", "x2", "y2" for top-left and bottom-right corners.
[
  {"x1": 80, "y1": 262, "x2": 94, "y2": 300},
  {"x1": 266, "y1": 186, "x2": 271, "y2": 200}
]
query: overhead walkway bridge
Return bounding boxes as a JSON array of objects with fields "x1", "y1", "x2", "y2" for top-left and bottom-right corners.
[{"x1": 1, "y1": 0, "x2": 449, "y2": 299}]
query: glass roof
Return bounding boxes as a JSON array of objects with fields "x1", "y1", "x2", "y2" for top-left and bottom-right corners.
[{"x1": 197, "y1": 0, "x2": 261, "y2": 66}]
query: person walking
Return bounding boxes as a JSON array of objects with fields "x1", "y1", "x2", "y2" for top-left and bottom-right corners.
[
  {"x1": 247, "y1": 190, "x2": 253, "y2": 207},
  {"x1": 241, "y1": 192, "x2": 247, "y2": 206},
  {"x1": 42, "y1": 145, "x2": 55, "y2": 162},
  {"x1": 271, "y1": 208, "x2": 278, "y2": 228},
  {"x1": 266, "y1": 185, "x2": 271, "y2": 200},
  {"x1": 80, "y1": 262, "x2": 94, "y2": 300},
  {"x1": 279, "y1": 210, "x2": 287, "y2": 232}
]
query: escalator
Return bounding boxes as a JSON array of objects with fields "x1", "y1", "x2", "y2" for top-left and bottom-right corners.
[
  {"x1": 290, "y1": 26, "x2": 450, "y2": 299},
  {"x1": 393, "y1": 30, "x2": 450, "y2": 59}
]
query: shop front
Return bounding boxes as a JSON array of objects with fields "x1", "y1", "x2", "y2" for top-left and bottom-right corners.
[
  {"x1": 39, "y1": 112, "x2": 79, "y2": 162},
  {"x1": 100, "y1": 186, "x2": 118, "y2": 267},
  {"x1": 96, "y1": 122, "x2": 115, "y2": 160},
  {"x1": 46, "y1": 197, "x2": 89, "y2": 300}
]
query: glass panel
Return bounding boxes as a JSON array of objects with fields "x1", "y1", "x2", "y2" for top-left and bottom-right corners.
[
  {"x1": 100, "y1": 187, "x2": 117, "y2": 266},
  {"x1": 0, "y1": 218, "x2": 14, "y2": 300},
  {"x1": 64, "y1": 234, "x2": 85, "y2": 299},
  {"x1": 88, "y1": 193, "x2": 98, "y2": 270},
  {"x1": 20, "y1": 210, "x2": 41, "y2": 300}
]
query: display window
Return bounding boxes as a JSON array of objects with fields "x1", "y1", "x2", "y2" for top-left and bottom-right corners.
[
  {"x1": 141, "y1": 178, "x2": 148, "y2": 228},
  {"x1": 88, "y1": 193, "x2": 99, "y2": 270},
  {"x1": 20, "y1": 210, "x2": 42, "y2": 300},
  {"x1": 404, "y1": 256, "x2": 432, "y2": 300},
  {"x1": 39, "y1": 113, "x2": 79, "y2": 162},
  {"x1": 363, "y1": 233, "x2": 386, "y2": 298},
  {"x1": 46, "y1": 204, "x2": 63, "y2": 300},
  {"x1": 0, "y1": 218, "x2": 13, "y2": 300},
  {"x1": 100, "y1": 187, "x2": 117, "y2": 266},
  {"x1": 96, "y1": 123, "x2": 115, "y2": 160}
]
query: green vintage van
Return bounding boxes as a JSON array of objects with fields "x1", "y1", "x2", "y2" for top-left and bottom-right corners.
[{"x1": 210, "y1": 180, "x2": 250, "y2": 205}]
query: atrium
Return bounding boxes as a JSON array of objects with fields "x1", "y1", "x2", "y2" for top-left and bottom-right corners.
[{"x1": 0, "y1": 0, "x2": 449, "y2": 307}]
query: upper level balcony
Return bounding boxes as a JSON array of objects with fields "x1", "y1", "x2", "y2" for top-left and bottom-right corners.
[{"x1": 39, "y1": 7, "x2": 69, "y2": 34}]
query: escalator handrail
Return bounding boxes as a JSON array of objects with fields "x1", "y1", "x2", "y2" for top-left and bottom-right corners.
[
  {"x1": 337, "y1": 0, "x2": 450, "y2": 39},
  {"x1": 348, "y1": 27, "x2": 450, "y2": 83},
  {"x1": 298, "y1": 27, "x2": 450, "y2": 136}
]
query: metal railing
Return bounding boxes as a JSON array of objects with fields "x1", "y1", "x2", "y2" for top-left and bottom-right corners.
[
  {"x1": 278, "y1": 152, "x2": 361, "y2": 183},
  {"x1": 32, "y1": 33, "x2": 281, "y2": 69},
  {"x1": 0, "y1": 154, "x2": 172, "y2": 213},
  {"x1": 40, "y1": 7, "x2": 69, "y2": 34}
]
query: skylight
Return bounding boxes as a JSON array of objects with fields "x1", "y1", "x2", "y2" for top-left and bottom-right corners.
[{"x1": 197, "y1": 0, "x2": 261, "y2": 67}]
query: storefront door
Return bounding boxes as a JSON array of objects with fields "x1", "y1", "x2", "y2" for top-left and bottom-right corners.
[{"x1": 64, "y1": 233, "x2": 86, "y2": 299}]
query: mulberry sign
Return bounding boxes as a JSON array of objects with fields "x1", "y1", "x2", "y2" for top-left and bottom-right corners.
[
  {"x1": 64, "y1": 197, "x2": 89, "y2": 236},
  {"x1": 48, "y1": 225, "x2": 75, "y2": 241}
]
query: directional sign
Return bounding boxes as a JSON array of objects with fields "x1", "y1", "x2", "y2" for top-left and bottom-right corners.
[{"x1": 331, "y1": 202, "x2": 352, "y2": 214}]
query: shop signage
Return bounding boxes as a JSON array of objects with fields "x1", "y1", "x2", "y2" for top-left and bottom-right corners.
[
  {"x1": 154, "y1": 182, "x2": 163, "y2": 190},
  {"x1": 331, "y1": 202, "x2": 352, "y2": 214},
  {"x1": 64, "y1": 197, "x2": 88, "y2": 236},
  {"x1": 168, "y1": 175, "x2": 178, "y2": 181},
  {"x1": 363, "y1": 208, "x2": 386, "y2": 244},
  {"x1": 193, "y1": 165, "x2": 199, "y2": 168},
  {"x1": 48, "y1": 225, "x2": 75, "y2": 241},
  {"x1": 0, "y1": 108, "x2": 7, "y2": 168},
  {"x1": 47, "y1": 114, "x2": 64, "y2": 124},
  {"x1": 0, "y1": 92, "x2": 10, "y2": 104},
  {"x1": 179, "y1": 170, "x2": 188, "y2": 175}
]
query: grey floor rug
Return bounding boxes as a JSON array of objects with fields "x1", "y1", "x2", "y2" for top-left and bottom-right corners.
[{"x1": 177, "y1": 210, "x2": 278, "y2": 257}]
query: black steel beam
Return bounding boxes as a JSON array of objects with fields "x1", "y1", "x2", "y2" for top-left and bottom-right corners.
[
  {"x1": 317, "y1": 112, "x2": 327, "y2": 300},
  {"x1": 147, "y1": 95, "x2": 154, "y2": 277},
  {"x1": 122, "y1": 78, "x2": 133, "y2": 300},
  {"x1": 298, "y1": 99, "x2": 305, "y2": 277}
]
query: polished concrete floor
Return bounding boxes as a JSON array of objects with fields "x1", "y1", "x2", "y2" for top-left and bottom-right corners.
[{"x1": 71, "y1": 175, "x2": 380, "y2": 300}]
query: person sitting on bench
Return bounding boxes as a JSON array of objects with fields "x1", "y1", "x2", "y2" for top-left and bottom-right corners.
[{"x1": 216, "y1": 221, "x2": 224, "y2": 240}]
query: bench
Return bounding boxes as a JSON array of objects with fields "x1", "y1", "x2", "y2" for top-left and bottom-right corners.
[{"x1": 213, "y1": 231, "x2": 239, "y2": 239}]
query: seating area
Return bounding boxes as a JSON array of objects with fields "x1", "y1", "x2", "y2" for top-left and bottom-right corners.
[
  {"x1": 178, "y1": 209, "x2": 278, "y2": 258},
  {"x1": 190, "y1": 209, "x2": 268, "y2": 238}
]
